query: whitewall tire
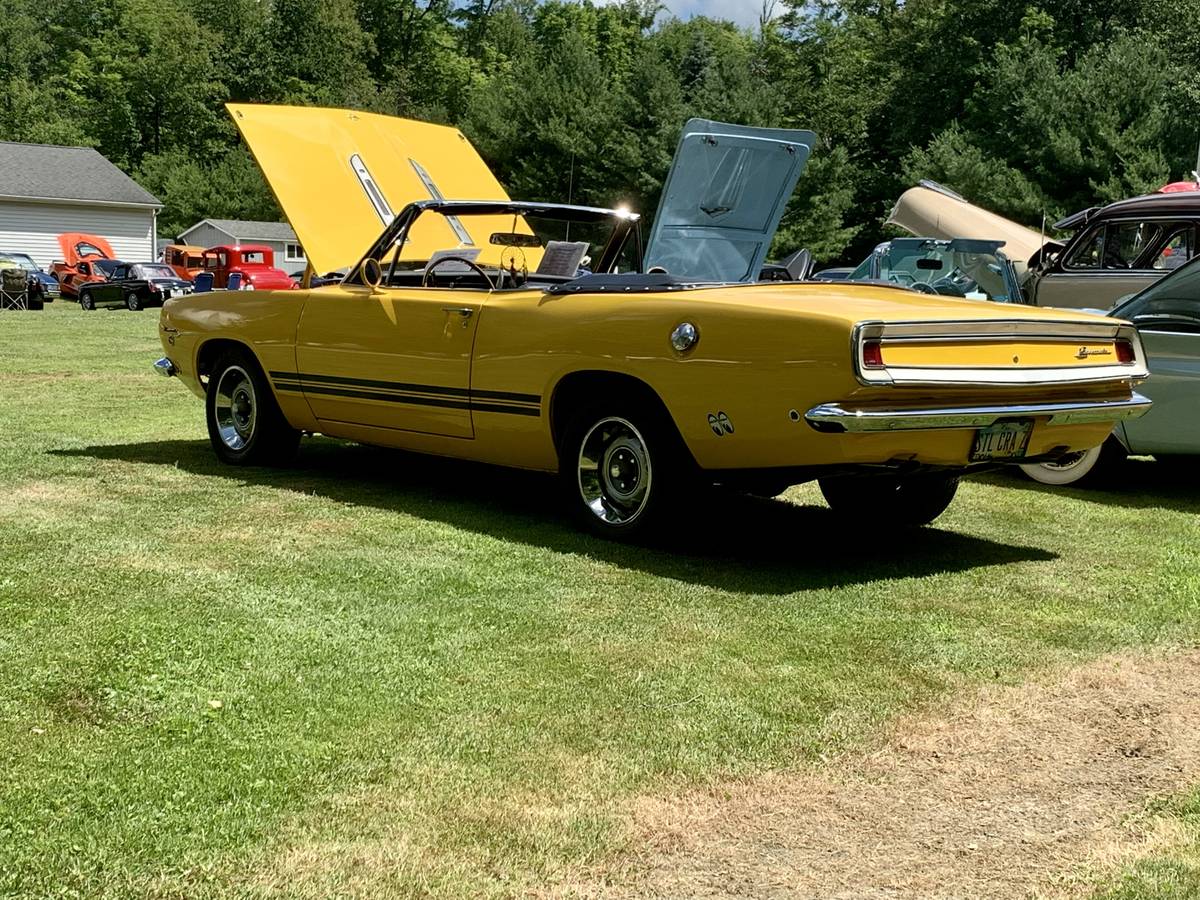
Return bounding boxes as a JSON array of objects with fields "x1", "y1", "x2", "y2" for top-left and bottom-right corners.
[{"x1": 1020, "y1": 435, "x2": 1125, "y2": 487}]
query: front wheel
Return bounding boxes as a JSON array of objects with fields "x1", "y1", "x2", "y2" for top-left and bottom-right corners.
[
  {"x1": 1020, "y1": 435, "x2": 1126, "y2": 486},
  {"x1": 558, "y1": 403, "x2": 684, "y2": 539},
  {"x1": 205, "y1": 348, "x2": 300, "y2": 466},
  {"x1": 819, "y1": 471, "x2": 960, "y2": 527},
  {"x1": 125, "y1": 292, "x2": 141, "y2": 311},
  {"x1": 78, "y1": 289, "x2": 94, "y2": 311}
]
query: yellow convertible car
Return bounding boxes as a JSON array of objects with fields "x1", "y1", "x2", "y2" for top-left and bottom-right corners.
[{"x1": 155, "y1": 105, "x2": 1151, "y2": 537}]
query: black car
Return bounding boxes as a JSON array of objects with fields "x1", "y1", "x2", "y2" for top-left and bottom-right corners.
[
  {"x1": 1032, "y1": 191, "x2": 1200, "y2": 308},
  {"x1": 78, "y1": 262, "x2": 193, "y2": 311},
  {"x1": 0, "y1": 251, "x2": 60, "y2": 306}
]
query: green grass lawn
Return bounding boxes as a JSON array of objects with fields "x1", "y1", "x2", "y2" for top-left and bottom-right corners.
[{"x1": 2, "y1": 303, "x2": 1200, "y2": 898}]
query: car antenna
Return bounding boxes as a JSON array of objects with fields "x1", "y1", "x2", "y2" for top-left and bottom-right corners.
[{"x1": 566, "y1": 151, "x2": 575, "y2": 242}]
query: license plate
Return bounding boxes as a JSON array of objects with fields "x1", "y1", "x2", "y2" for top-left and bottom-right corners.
[{"x1": 971, "y1": 420, "x2": 1033, "y2": 461}]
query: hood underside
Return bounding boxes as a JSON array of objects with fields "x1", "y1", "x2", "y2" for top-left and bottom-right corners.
[
  {"x1": 645, "y1": 120, "x2": 815, "y2": 283},
  {"x1": 887, "y1": 183, "x2": 1059, "y2": 281},
  {"x1": 57, "y1": 233, "x2": 114, "y2": 267},
  {"x1": 227, "y1": 104, "x2": 515, "y2": 274}
]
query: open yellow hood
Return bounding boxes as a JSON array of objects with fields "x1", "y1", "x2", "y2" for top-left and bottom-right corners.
[{"x1": 227, "y1": 104, "x2": 513, "y2": 274}]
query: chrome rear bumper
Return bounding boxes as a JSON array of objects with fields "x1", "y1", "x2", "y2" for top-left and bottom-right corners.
[
  {"x1": 805, "y1": 393, "x2": 1151, "y2": 433},
  {"x1": 153, "y1": 357, "x2": 177, "y2": 377}
]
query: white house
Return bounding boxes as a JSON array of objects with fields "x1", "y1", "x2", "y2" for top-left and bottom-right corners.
[
  {"x1": 178, "y1": 219, "x2": 307, "y2": 271},
  {"x1": 0, "y1": 141, "x2": 161, "y2": 268}
]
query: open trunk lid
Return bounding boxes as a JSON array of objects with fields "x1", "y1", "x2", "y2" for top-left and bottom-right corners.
[{"x1": 645, "y1": 119, "x2": 815, "y2": 283}]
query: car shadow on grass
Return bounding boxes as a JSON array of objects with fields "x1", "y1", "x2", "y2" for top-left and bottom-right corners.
[
  {"x1": 55, "y1": 438, "x2": 1057, "y2": 594},
  {"x1": 974, "y1": 456, "x2": 1200, "y2": 514}
]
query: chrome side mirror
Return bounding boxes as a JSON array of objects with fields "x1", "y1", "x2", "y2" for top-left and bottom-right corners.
[{"x1": 359, "y1": 257, "x2": 383, "y2": 290}]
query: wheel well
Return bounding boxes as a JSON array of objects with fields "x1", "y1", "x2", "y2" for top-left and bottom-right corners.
[
  {"x1": 196, "y1": 338, "x2": 258, "y2": 390},
  {"x1": 549, "y1": 370, "x2": 682, "y2": 452}
]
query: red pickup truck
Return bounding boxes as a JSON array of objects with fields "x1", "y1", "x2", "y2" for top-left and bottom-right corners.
[{"x1": 202, "y1": 244, "x2": 295, "y2": 290}]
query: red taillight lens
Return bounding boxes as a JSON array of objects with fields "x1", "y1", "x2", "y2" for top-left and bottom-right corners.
[
  {"x1": 862, "y1": 339, "x2": 884, "y2": 368},
  {"x1": 1116, "y1": 339, "x2": 1135, "y2": 364}
]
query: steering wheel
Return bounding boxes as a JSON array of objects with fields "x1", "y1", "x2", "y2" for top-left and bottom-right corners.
[
  {"x1": 909, "y1": 281, "x2": 938, "y2": 294},
  {"x1": 422, "y1": 256, "x2": 495, "y2": 290}
]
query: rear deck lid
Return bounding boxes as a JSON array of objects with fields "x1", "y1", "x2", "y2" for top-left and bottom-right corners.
[
  {"x1": 644, "y1": 119, "x2": 815, "y2": 282},
  {"x1": 227, "y1": 104, "x2": 513, "y2": 274}
]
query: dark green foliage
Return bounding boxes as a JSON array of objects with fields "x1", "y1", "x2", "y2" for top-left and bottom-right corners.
[{"x1": 0, "y1": 0, "x2": 1196, "y2": 261}]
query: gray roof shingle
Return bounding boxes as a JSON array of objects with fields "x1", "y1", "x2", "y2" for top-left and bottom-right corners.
[
  {"x1": 196, "y1": 219, "x2": 299, "y2": 242},
  {"x1": 0, "y1": 141, "x2": 160, "y2": 207}
]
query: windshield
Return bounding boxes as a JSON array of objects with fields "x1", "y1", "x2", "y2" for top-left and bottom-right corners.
[
  {"x1": 93, "y1": 259, "x2": 120, "y2": 277},
  {"x1": 376, "y1": 207, "x2": 641, "y2": 289},
  {"x1": 850, "y1": 238, "x2": 1018, "y2": 302},
  {"x1": 75, "y1": 242, "x2": 107, "y2": 259},
  {"x1": 136, "y1": 264, "x2": 178, "y2": 280},
  {"x1": 0, "y1": 253, "x2": 37, "y2": 272}
]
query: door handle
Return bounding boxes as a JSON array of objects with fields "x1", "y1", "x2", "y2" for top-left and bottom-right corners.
[{"x1": 442, "y1": 307, "x2": 474, "y2": 317}]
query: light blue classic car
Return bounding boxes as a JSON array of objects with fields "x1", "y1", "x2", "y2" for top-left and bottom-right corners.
[{"x1": 1022, "y1": 255, "x2": 1200, "y2": 484}]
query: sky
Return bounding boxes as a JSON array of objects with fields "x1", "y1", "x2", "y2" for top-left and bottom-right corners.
[
  {"x1": 592, "y1": 0, "x2": 778, "y2": 29},
  {"x1": 667, "y1": 0, "x2": 772, "y2": 27}
]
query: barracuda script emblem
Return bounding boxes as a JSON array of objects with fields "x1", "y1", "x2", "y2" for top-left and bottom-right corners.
[{"x1": 1076, "y1": 346, "x2": 1112, "y2": 359}]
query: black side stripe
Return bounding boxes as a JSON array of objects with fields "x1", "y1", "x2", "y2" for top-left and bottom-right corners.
[
  {"x1": 269, "y1": 370, "x2": 539, "y2": 406},
  {"x1": 270, "y1": 372, "x2": 541, "y2": 417}
]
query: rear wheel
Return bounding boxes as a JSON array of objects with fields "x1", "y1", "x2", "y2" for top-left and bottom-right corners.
[
  {"x1": 78, "y1": 289, "x2": 94, "y2": 311},
  {"x1": 205, "y1": 348, "x2": 300, "y2": 466},
  {"x1": 1020, "y1": 435, "x2": 1126, "y2": 486},
  {"x1": 558, "y1": 400, "x2": 685, "y2": 539},
  {"x1": 819, "y1": 471, "x2": 960, "y2": 527},
  {"x1": 125, "y1": 291, "x2": 141, "y2": 311}
]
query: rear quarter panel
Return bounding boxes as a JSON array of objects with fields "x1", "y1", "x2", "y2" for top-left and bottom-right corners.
[
  {"x1": 472, "y1": 282, "x2": 1139, "y2": 472},
  {"x1": 471, "y1": 285, "x2": 859, "y2": 471}
]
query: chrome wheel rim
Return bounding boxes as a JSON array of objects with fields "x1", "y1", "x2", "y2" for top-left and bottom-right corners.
[
  {"x1": 213, "y1": 365, "x2": 256, "y2": 451},
  {"x1": 577, "y1": 416, "x2": 652, "y2": 526}
]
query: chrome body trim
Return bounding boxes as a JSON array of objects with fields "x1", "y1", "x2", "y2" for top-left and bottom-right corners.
[
  {"x1": 850, "y1": 319, "x2": 1149, "y2": 386},
  {"x1": 805, "y1": 393, "x2": 1152, "y2": 433},
  {"x1": 153, "y1": 357, "x2": 177, "y2": 377}
]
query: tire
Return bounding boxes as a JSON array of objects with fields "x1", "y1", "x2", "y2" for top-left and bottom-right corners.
[
  {"x1": 125, "y1": 292, "x2": 141, "y2": 311},
  {"x1": 558, "y1": 399, "x2": 686, "y2": 539},
  {"x1": 205, "y1": 347, "x2": 300, "y2": 466},
  {"x1": 819, "y1": 471, "x2": 960, "y2": 527},
  {"x1": 1020, "y1": 435, "x2": 1126, "y2": 487},
  {"x1": 78, "y1": 289, "x2": 94, "y2": 311}
]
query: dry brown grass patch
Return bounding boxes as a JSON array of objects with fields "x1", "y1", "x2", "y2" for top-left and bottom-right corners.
[{"x1": 582, "y1": 649, "x2": 1200, "y2": 899}]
